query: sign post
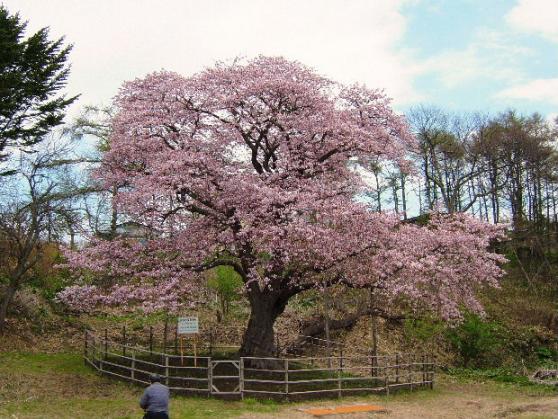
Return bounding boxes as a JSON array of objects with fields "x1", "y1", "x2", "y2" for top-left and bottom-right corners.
[{"x1": 177, "y1": 316, "x2": 199, "y2": 366}]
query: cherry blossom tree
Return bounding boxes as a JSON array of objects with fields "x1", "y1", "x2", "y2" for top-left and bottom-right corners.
[{"x1": 58, "y1": 57, "x2": 506, "y2": 357}]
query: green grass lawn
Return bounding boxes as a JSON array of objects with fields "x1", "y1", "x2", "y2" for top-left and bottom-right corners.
[
  {"x1": 0, "y1": 352, "x2": 279, "y2": 419},
  {"x1": 1, "y1": 351, "x2": 557, "y2": 419}
]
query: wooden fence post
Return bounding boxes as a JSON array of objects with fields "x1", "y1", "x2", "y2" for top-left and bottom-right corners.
[
  {"x1": 239, "y1": 358, "x2": 244, "y2": 400},
  {"x1": 371, "y1": 354, "x2": 377, "y2": 379},
  {"x1": 208, "y1": 359, "x2": 213, "y2": 396},
  {"x1": 131, "y1": 352, "x2": 136, "y2": 381},
  {"x1": 385, "y1": 362, "x2": 390, "y2": 396},
  {"x1": 209, "y1": 330, "x2": 214, "y2": 356},
  {"x1": 430, "y1": 355, "x2": 434, "y2": 389},
  {"x1": 395, "y1": 353, "x2": 400, "y2": 384},
  {"x1": 284, "y1": 359, "x2": 289, "y2": 400},
  {"x1": 422, "y1": 354, "x2": 426, "y2": 387},
  {"x1": 409, "y1": 353, "x2": 413, "y2": 391},
  {"x1": 324, "y1": 289, "x2": 332, "y2": 369},
  {"x1": 165, "y1": 355, "x2": 169, "y2": 386},
  {"x1": 340, "y1": 348, "x2": 344, "y2": 373},
  {"x1": 337, "y1": 356, "x2": 342, "y2": 398}
]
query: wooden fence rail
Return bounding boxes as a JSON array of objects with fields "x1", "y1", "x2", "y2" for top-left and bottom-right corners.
[{"x1": 84, "y1": 330, "x2": 434, "y2": 400}]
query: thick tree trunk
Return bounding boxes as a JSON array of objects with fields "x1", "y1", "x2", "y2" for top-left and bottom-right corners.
[
  {"x1": 0, "y1": 284, "x2": 17, "y2": 334},
  {"x1": 239, "y1": 288, "x2": 289, "y2": 358}
]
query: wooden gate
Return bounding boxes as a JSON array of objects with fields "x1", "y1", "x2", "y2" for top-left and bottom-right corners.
[{"x1": 209, "y1": 360, "x2": 241, "y2": 396}]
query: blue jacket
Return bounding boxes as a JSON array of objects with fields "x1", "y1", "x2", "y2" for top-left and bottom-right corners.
[{"x1": 140, "y1": 382, "x2": 170, "y2": 413}]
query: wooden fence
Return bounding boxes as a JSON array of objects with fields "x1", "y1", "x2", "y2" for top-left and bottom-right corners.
[
  {"x1": 99, "y1": 324, "x2": 241, "y2": 356},
  {"x1": 84, "y1": 330, "x2": 435, "y2": 400}
]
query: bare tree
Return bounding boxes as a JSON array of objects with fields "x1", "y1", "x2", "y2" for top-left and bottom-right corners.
[
  {"x1": 0, "y1": 137, "x2": 90, "y2": 332},
  {"x1": 408, "y1": 106, "x2": 508, "y2": 216},
  {"x1": 64, "y1": 105, "x2": 125, "y2": 239}
]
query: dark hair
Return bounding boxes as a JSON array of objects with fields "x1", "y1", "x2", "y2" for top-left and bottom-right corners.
[{"x1": 150, "y1": 373, "x2": 162, "y2": 383}]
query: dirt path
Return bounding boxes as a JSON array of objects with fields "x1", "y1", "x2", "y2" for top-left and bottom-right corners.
[{"x1": 238, "y1": 379, "x2": 558, "y2": 419}]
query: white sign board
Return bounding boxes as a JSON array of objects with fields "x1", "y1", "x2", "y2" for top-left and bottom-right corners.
[{"x1": 177, "y1": 316, "x2": 199, "y2": 334}]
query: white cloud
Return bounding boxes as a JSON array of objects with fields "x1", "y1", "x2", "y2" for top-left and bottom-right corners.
[
  {"x1": 4, "y1": 0, "x2": 422, "y2": 115},
  {"x1": 495, "y1": 78, "x2": 558, "y2": 105},
  {"x1": 417, "y1": 29, "x2": 529, "y2": 88},
  {"x1": 506, "y1": 0, "x2": 558, "y2": 42}
]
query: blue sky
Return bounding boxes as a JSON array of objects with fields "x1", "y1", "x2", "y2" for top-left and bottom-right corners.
[
  {"x1": 400, "y1": 0, "x2": 558, "y2": 117},
  {"x1": 5, "y1": 0, "x2": 558, "y2": 120}
]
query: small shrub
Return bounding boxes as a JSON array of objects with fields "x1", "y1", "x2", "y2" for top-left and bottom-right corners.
[
  {"x1": 446, "y1": 313, "x2": 500, "y2": 367},
  {"x1": 207, "y1": 265, "x2": 243, "y2": 320},
  {"x1": 536, "y1": 346, "x2": 558, "y2": 362}
]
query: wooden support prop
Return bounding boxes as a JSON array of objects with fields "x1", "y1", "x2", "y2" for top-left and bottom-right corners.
[
  {"x1": 84, "y1": 329, "x2": 88, "y2": 365},
  {"x1": 174, "y1": 325, "x2": 178, "y2": 354},
  {"x1": 180, "y1": 336, "x2": 184, "y2": 366},
  {"x1": 99, "y1": 334, "x2": 104, "y2": 372},
  {"x1": 122, "y1": 325, "x2": 126, "y2": 357},
  {"x1": 149, "y1": 326, "x2": 153, "y2": 358},
  {"x1": 194, "y1": 335, "x2": 198, "y2": 368},
  {"x1": 163, "y1": 318, "x2": 168, "y2": 353},
  {"x1": 104, "y1": 328, "x2": 108, "y2": 360}
]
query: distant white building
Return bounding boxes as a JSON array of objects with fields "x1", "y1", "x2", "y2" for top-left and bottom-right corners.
[{"x1": 115, "y1": 221, "x2": 156, "y2": 239}]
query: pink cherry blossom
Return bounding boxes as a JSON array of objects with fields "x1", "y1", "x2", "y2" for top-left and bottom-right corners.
[{"x1": 58, "y1": 57, "x2": 506, "y2": 356}]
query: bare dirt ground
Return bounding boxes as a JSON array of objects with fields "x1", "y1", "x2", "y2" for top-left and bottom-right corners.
[{"x1": 239, "y1": 377, "x2": 558, "y2": 419}]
